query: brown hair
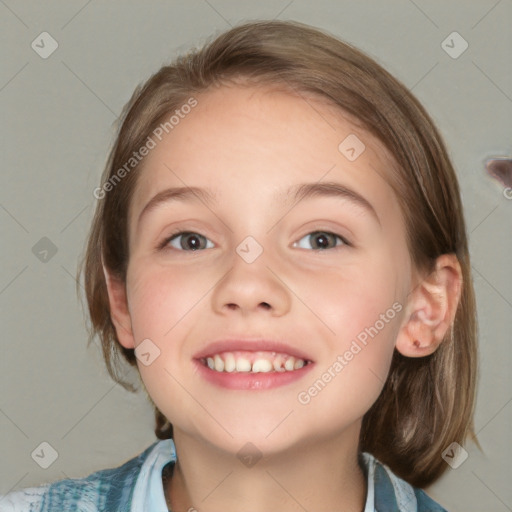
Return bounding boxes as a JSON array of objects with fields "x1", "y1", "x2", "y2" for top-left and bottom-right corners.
[{"x1": 77, "y1": 20, "x2": 478, "y2": 488}]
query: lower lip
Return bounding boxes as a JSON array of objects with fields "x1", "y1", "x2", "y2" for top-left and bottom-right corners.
[{"x1": 193, "y1": 359, "x2": 315, "y2": 390}]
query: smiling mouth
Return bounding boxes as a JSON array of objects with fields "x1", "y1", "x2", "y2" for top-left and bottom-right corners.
[{"x1": 199, "y1": 350, "x2": 312, "y2": 374}]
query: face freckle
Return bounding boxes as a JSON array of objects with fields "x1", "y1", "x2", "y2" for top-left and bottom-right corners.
[{"x1": 121, "y1": 84, "x2": 413, "y2": 453}]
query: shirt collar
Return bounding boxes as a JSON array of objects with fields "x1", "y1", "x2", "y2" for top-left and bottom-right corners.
[{"x1": 130, "y1": 439, "x2": 417, "y2": 512}]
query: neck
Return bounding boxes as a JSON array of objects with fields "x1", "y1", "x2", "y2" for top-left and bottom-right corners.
[{"x1": 165, "y1": 422, "x2": 367, "y2": 512}]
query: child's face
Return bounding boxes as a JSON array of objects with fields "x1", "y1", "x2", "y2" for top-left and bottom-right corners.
[{"x1": 121, "y1": 83, "x2": 415, "y2": 454}]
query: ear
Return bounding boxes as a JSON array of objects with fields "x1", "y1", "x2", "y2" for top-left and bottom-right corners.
[
  {"x1": 396, "y1": 253, "x2": 462, "y2": 357},
  {"x1": 102, "y1": 260, "x2": 135, "y2": 349}
]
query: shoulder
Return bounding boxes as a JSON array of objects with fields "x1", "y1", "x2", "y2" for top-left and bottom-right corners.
[
  {"x1": 413, "y1": 488, "x2": 449, "y2": 512},
  {"x1": 361, "y1": 452, "x2": 449, "y2": 512},
  {"x1": 0, "y1": 485, "x2": 50, "y2": 512},
  {"x1": 0, "y1": 441, "x2": 160, "y2": 512}
]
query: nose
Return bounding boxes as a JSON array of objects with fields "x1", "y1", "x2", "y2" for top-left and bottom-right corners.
[{"x1": 211, "y1": 248, "x2": 292, "y2": 317}]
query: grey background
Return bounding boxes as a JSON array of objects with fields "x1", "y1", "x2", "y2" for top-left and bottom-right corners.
[{"x1": 1, "y1": 1, "x2": 511, "y2": 510}]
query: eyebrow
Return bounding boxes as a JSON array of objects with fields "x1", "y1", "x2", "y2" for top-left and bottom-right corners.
[
  {"x1": 288, "y1": 181, "x2": 380, "y2": 226},
  {"x1": 136, "y1": 181, "x2": 380, "y2": 227},
  {"x1": 137, "y1": 186, "x2": 216, "y2": 227}
]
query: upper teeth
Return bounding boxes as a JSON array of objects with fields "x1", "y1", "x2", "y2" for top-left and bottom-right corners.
[{"x1": 204, "y1": 351, "x2": 307, "y2": 373}]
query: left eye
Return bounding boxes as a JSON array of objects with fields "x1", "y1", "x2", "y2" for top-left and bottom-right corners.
[
  {"x1": 294, "y1": 231, "x2": 347, "y2": 250},
  {"x1": 166, "y1": 232, "x2": 214, "y2": 251}
]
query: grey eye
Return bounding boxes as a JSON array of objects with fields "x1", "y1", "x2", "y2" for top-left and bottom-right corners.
[
  {"x1": 168, "y1": 232, "x2": 214, "y2": 251},
  {"x1": 294, "y1": 231, "x2": 345, "y2": 250}
]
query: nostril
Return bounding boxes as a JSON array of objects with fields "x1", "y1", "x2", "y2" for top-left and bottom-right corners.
[{"x1": 260, "y1": 302, "x2": 271, "y2": 309}]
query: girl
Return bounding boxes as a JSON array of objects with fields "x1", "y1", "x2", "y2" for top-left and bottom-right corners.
[{"x1": 2, "y1": 20, "x2": 478, "y2": 512}]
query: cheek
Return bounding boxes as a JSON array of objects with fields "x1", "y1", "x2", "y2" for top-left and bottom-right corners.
[
  {"x1": 126, "y1": 266, "x2": 207, "y2": 425},
  {"x1": 296, "y1": 324, "x2": 398, "y2": 427},
  {"x1": 294, "y1": 255, "x2": 400, "y2": 344},
  {"x1": 125, "y1": 264, "x2": 217, "y2": 406},
  {"x1": 126, "y1": 264, "x2": 209, "y2": 343},
  {"x1": 292, "y1": 257, "x2": 400, "y2": 413}
]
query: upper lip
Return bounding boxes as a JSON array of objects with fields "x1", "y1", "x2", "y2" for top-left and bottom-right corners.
[{"x1": 193, "y1": 338, "x2": 313, "y2": 362}]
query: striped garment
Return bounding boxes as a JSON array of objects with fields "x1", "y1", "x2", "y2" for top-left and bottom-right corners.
[{"x1": 0, "y1": 439, "x2": 448, "y2": 511}]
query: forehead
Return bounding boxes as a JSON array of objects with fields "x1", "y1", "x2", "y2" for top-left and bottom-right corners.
[{"x1": 128, "y1": 83, "x2": 402, "y2": 238}]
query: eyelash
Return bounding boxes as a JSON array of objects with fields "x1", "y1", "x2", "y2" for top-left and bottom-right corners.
[
  {"x1": 293, "y1": 231, "x2": 351, "y2": 250},
  {"x1": 157, "y1": 229, "x2": 203, "y2": 251},
  {"x1": 157, "y1": 229, "x2": 351, "y2": 252}
]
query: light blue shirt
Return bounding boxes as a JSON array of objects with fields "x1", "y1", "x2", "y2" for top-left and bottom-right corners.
[{"x1": 0, "y1": 439, "x2": 448, "y2": 511}]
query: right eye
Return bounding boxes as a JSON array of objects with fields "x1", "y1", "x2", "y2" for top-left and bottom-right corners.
[
  {"x1": 163, "y1": 231, "x2": 214, "y2": 251},
  {"x1": 293, "y1": 230, "x2": 349, "y2": 250}
]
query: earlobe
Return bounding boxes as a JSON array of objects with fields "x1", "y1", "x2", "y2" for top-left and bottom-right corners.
[
  {"x1": 396, "y1": 254, "x2": 462, "y2": 358},
  {"x1": 102, "y1": 261, "x2": 136, "y2": 349}
]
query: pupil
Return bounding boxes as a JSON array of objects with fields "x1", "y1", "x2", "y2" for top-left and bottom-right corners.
[
  {"x1": 314, "y1": 232, "x2": 331, "y2": 249},
  {"x1": 185, "y1": 234, "x2": 201, "y2": 250}
]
